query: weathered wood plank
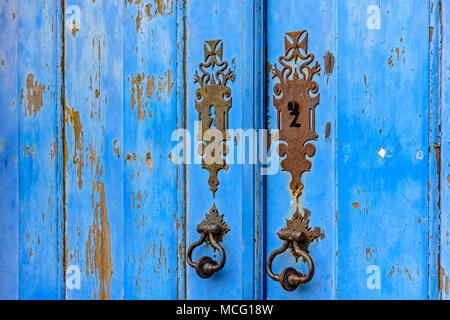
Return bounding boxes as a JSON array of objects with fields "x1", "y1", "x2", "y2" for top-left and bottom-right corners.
[
  {"x1": 265, "y1": 0, "x2": 337, "y2": 300},
  {"x1": 0, "y1": 0, "x2": 19, "y2": 300},
  {"x1": 18, "y1": 0, "x2": 61, "y2": 299},
  {"x1": 242, "y1": 0, "x2": 265, "y2": 300},
  {"x1": 123, "y1": 0, "x2": 181, "y2": 299},
  {"x1": 440, "y1": 0, "x2": 450, "y2": 301},
  {"x1": 429, "y1": 0, "x2": 441, "y2": 300},
  {"x1": 185, "y1": 0, "x2": 263, "y2": 299},
  {"x1": 175, "y1": 0, "x2": 187, "y2": 300},
  {"x1": 337, "y1": 1, "x2": 430, "y2": 299},
  {"x1": 64, "y1": 0, "x2": 124, "y2": 300}
]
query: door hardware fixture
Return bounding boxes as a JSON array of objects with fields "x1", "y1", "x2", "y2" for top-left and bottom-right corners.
[
  {"x1": 267, "y1": 209, "x2": 323, "y2": 291},
  {"x1": 187, "y1": 204, "x2": 230, "y2": 278},
  {"x1": 187, "y1": 39, "x2": 234, "y2": 279},
  {"x1": 266, "y1": 30, "x2": 324, "y2": 291}
]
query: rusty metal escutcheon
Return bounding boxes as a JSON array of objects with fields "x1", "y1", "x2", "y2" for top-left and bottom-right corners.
[
  {"x1": 266, "y1": 30, "x2": 324, "y2": 291},
  {"x1": 187, "y1": 39, "x2": 234, "y2": 279}
]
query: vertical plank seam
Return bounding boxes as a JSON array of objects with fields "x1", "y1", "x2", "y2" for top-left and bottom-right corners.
[
  {"x1": 256, "y1": 0, "x2": 267, "y2": 300},
  {"x1": 262, "y1": 0, "x2": 268, "y2": 300},
  {"x1": 175, "y1": 0, "x2": 188, "y2": 300},
  {"x1": 14, "y1": 0, "x2": 20, "y2": 300},
  {"x1": 438, "y1": 0, "x2": 444, "y2": 300},
  {"x1": 334, "y1": 0, "x2": 339, "y2": 300},
  {"x1": 60, "y1": 0, "x2": 67, "y2": 300},
  {"x1": 428, "y1": 0, "x2": 442, "y2": 300}
]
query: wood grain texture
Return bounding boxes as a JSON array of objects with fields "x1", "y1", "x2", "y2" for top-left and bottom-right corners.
[
  {"x1": 0, "y1": 0, "x2": 446, "y2": 300},
  {"x1": 185, "y1": 0, "x2": 263, "y2": 299},
  {"x1": 0, "y1": 0, "x2": 19, "y2": 300},
  {"x1": 123, "y1": 0, "x2": 181, "y2": 300},
  {"x1": 337, "y1": 0, "x2": 430, "y2": 299},
  {"x1": 64, "y1": 0, "x2": 124, "y2": 300},
  {"x1": 18, "y1": 0, "x2": 61, "y2": 299},
  {"x1": 266, "y1": 0, "x2": 337, "y2": 300},
  {"x1": 439, "y1": 0, "x2": 449, "y2": 301}
]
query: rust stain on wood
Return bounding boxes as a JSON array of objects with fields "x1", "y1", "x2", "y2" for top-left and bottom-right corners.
[
  {"x1": 157, "y1": 69, "x2": 175, "y2": 100},
  {"x1": 136, "y1": 9, "x2": 142, "y2": 32},
  {"x1": 129, "y1": 0, "x2": 173, "y2": 32},
  {"x1": 404, "y1": 268, "x2": 412, "y2": 281},
  {"x1": 22, "y1": 74, "x2": 45, "y2": 117},
  {"x1": 147, "y1": 75, "x2": 155, "y2": 99},
  {"x1": 324, "y1": 51, "x2": 334, "y2": 75},
  {"x1": 130, "y1": 70, "x2": 172, "y2": 120},
  {"x1": 131, "y1": 73, "x2": 150, "y2": 120},
  {"x1": 433, "y1": 143, "x2": 441, "y2": 211},
  {"x1": 125, "y1": 152, "x2": 137, "y2": 163},
  {"x1": 144, "y1": 0, "x2": 173, "y2": 19},
  {"x1": 439, "y1": 266, "x2": 449, "y2": 295},
  {"x1": 65, "y1": 106, "x2": 84, "y2": 189},
  {"x1": 85, "y1": 144, "x2": 114, "y2": 300},
  {"x1": 365, "y1": 247, "x2": 373, "y2": 261},
  {"x1": 146, "y1": 143, "x2": 153, "y2": 172},
  {"x1": 388, "y1": 56, "x2": 393, "y2": 67},
  {"x1": 325, "y1": 122, "x2": 331, "y2": 141},
  {"x1": 113, "y1": 140, "x2": 120, "y2": 159},
  {"x1": 25, "y1": 143, "x2": 36, "y2": 160},
  {"x1": 50, "y1": 141, "x2": 57, "y2": 168},
  {"x1": 71, "y1": 20, "x2": 79, "y2": 37}
]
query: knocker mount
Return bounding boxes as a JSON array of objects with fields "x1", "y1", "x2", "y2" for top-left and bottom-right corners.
[
  {"x1": 187, "y1": 40, "x2": 233, "y2": 279},
  {"x1": 266, "y1": 30, "x2": 324, "y2": 291}
]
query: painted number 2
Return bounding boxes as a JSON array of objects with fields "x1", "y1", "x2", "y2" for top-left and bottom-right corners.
[{"x1": 288, "y1": 101, "x2": 301, "y2": 128}]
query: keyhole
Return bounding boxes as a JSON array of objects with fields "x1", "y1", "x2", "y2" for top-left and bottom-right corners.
[
  {"x1": 209, "y1": 105, "x2": 216, "y2": 128},
  {"x1": 288, "y1": 101, "x2": 301, "y2": 128}
]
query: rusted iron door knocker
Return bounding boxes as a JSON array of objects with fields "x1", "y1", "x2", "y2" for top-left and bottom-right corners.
[
  {"x1": 187, "y1": 204, "x2": 230, "y2": 278},
  {"x1": 187, "y1": 40, "x2": 234, "y2": 279},
  {"x1": 266, "y1": 30, "x2": 324, "y2": 291}
]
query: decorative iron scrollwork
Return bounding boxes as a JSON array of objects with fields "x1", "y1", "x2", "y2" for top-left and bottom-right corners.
[
  {"x1": 194, "y1": 39, "x2": 234, "y2": 196},
  {"x1": 272, "y1": 30, "x2": 321, "y2": 197},
  {"x1": 267, "y1": 30, "x2": 323, "y2": 291},
  {"x1": 188, "y1": 39, "x2": 233, "y2": 279}
]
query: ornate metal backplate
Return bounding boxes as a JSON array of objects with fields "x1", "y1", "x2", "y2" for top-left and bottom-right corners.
[
  {"x1": 197, "y1": 203, "x2": 230, "y2": 247},
  {"x1": 272, "y1": 30, "x2": 321, "y2": 199},
  {"x1": 277, "y1": 209, "x2": 324, "y2": 262},
  {"x1": 187, "y1": 40, "x2": 233, "y2": 279},
  {"x1": 266, "y1": 30, "x2": 323, "y2": 289},
  {"x1": 194, "y1": 39, "x2": 234, "y2": 196}
]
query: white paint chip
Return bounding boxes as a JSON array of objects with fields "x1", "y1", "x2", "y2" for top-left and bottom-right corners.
[
  {"x1": 378, "y1": 147, "x2": 386, "y2": 159},
  {"x1": 416, "y1": 150, "x2": 424, "y2": 160}
]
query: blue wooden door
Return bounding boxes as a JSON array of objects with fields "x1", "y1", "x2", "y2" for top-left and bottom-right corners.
[
  {"x1": 0, "y1": 0, "x2": 448, "y2": 300},
  {"x1": 264, "y1": 0, "x2": 447, "y2": 300},
  {"x1": 265, "y1": 0, "x2": 336, "y2": 300},
  {"x1": 0, "y1": 0, "x2": 184, "y2": 300},
  {"x1": 0, "y1": 0, "x2": 63, "y2": 299},
  {"x1": 184, "y1": 0, "x2": 264, "y2": 299}
]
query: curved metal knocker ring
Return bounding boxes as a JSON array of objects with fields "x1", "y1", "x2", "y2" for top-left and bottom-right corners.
[
  {"x1": 266, "y1": 240, "x2": 315, "y2": 291},
  {"x1": 187, "y1": 225, "x2": 226, "y2": 279}
]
